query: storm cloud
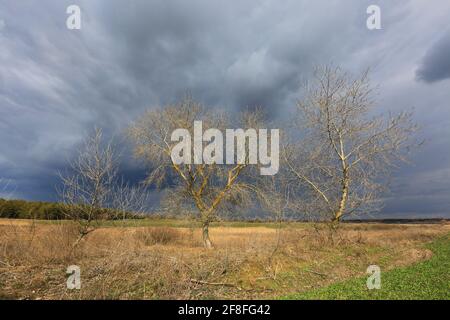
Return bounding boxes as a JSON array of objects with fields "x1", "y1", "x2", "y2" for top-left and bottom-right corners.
[
  {"x1": 416, "y1": 29, "x2": 450, "y2": 83},
  {"x1": 0, "y1": 0, "x2": 449, "y2": 217}
]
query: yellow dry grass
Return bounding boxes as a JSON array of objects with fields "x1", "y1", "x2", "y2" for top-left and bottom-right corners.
[{"x1": 0, "y1": 218, "x2": 449, "y2": 299}]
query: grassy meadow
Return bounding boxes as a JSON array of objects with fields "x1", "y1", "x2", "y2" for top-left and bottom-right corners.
[{"x1": 0, "y1": 218, "x2": 449, "y2": 300}]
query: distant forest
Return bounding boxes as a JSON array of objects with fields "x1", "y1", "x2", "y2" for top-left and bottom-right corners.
[
  {"x1": 0, "y1": 198, "x2": 66, "y2": 219},
  {"x1": 0, "y1": 199, "x2": 139, "y2": 220}
]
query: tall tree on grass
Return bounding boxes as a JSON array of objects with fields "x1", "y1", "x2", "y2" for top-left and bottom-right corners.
[
  {"x1": 285, "y1": 66, "x2": 419, "y2": 224},
  {"x1": 128, "y1": 97, "x2": 271, "y2": 248}
]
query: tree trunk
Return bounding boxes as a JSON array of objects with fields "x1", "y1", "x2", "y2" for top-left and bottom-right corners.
[
  {"x1": 333, "y1": 169, "x2": 349, "y2": 223},
  {"x1": 202, "y1": 222, "x2": 213, "y2": 249}
]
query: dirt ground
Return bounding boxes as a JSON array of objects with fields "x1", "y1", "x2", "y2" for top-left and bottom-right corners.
[{"x1": 0, "y1": 218, "x2": 449, "y2": 299}]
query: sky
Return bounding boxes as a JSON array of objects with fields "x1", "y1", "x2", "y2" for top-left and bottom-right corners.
[{"x1": 0, "y1": 0, "x2": 449, "y2": 218}]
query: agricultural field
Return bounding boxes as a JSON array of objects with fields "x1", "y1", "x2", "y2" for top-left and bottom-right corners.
[{"x1": 1, "y1": 218, "x2": 449, "y2": 300}]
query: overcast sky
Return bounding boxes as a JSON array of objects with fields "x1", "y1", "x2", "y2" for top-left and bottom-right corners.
[{"x1": 1, "y1": 0, "x2": 449, "y2": 218}]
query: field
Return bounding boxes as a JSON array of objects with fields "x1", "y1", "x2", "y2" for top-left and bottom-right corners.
[{"x1": 0, "y1": 218, "x2": 449, "y2": 300}]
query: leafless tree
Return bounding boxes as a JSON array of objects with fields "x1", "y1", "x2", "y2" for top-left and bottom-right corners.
[
  {"x1": 285, "y1": 66, "x2": 419, "y2": 226},
  {"x1": 254, "y1": 172, "x2": 294, "y2": 256},
  {"x1": 111, "y1": 179, "x2": 151, "y2": 220},
  {"x1": 59, "y1": 128, "x2": 150, "y2": 245},
  {"x1": 128, "y1": 97, "x2": 269, "y2": 248},
  {"x1": 59, "y1": 128, "x2": 118, "y2": 244}
]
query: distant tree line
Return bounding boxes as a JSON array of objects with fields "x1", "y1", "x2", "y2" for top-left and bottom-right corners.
[
  {"x1": 0, "y1": 198, "x2": 66, "y2": 219},
  {"x1": 0, "y1": 198, "x2": 141, "y2": 220}
]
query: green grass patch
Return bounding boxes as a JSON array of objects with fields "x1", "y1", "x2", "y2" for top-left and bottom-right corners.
[{"x1": 282, "y1": 234, "x2": 450, "y2": 300}]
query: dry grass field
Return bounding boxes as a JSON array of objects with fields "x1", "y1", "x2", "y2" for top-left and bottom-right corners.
[{"x1": 0, "y1": 218, "x2": 449, "y2": 300}]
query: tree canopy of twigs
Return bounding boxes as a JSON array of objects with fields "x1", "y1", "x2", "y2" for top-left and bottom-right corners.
[
  {"x1": 128, "y1": 97, "x2": 270, "y2": 248},
  {"x1": 284, "y1": 66, "x2": 419, "y2": 224},
  {"x1": 59, "y1": 128, "x2": 150, "y2": 245}
]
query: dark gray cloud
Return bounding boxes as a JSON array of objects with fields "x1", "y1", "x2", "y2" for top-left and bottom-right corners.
[
  {"x1": 1, "y1": 0, "x2": 450, "y2": 217},
  {"x1": 416, "y1": 29, "x2": 450, "y2": 83}
]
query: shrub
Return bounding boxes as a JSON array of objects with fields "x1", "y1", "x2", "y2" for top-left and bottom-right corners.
[{"x1": 135, "y1": 227, "x2": 180, "y2": 245}]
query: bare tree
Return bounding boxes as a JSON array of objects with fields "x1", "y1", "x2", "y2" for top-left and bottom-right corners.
[
  {"x1": 255, "y1": 172, "x2": 293, "y2": 256},
  {"x1": 59, "y1": 129, "x2": 152, "y2": 246},
  {"x1": 285, "y1": 66, "x2": 419, "y2": 225},
  {"x1": 128, "y1": 97, "x2": 269, "y2": 248},
  {"x1": 59, "y1": 128, "x2": 118, "y2": 244},
  {"x1": 111, "y1": 179, "x2": 151, "y2": 220}
]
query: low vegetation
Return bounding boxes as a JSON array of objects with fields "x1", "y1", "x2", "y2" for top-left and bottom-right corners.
[
  {"x1": 0, "y1": 218, "x2": 448, "y2": 300},
  {"x1": 134, "y1": 227, "x2": 181, "y2": 245},
  {"x1": 283, "y1": 234, "x2": 450, "y2": 299}
]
